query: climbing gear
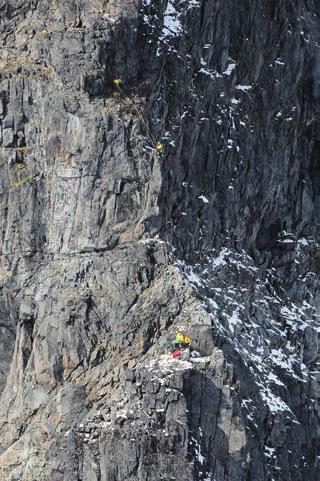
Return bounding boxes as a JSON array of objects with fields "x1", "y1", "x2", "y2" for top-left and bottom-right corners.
[
  {"x1": 175, "y1": 331, "x2": 183, "y2": 343},
  {"x1": 168, "y1": 331, "x2": 192, "y2": 359},
  {"x1": 0, "y1": 157, "x2": 35, "y2": 196},
  {"x1": 175, "y1": 331, "x2": 191, "y2": 345},
  {"x1": 109, "y1": 69, "x2": 163, "y2": 155},
  {"x1": 0, "y1": 149, "x2": 43, "y2": 202},
  {"x1": 171, "y1": 349, "x2": 182, "y2": 358},
  {"x1": 181, "y1": 346, "x2": 191, "y2": 361}
]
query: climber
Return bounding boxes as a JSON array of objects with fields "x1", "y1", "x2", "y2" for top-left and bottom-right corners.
[
  {"x1": 170, "y1": 338, "x2": 182, "y2": 350},
  {"x1": 113, "y1": 77, "x2": 121, "y2": 88},
  {"x1": 155, "y1": 141, "x2": 163, "y2": 152},
  {"x1": 175, "y1": 331, "x2": 184, "y2": 343}
]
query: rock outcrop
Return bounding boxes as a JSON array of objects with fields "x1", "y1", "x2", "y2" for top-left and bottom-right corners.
[{"x1": 0, "y1": 1, "x2": 319, "y2": 481}]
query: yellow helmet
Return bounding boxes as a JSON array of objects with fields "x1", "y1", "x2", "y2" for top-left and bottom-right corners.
[{"x1": 183, "y1": 335, "x2": 191, "y2": 345}]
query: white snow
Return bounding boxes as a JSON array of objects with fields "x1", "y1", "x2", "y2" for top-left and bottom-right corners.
[
  {"x1": 159, "y1": 0, "x2": 200, "y2": 41},
  {"x1": 199, "y1": 62, "x2": 223, "y2": 79},
  {"x1": 235, "y1": 84, "x2": 252, "y2": 92},
  {"x1": 201, "y1": 68, "x2": 222, "y2": 79},
  {"x1": 187, "y1": 0, "x2": 201, "y2": 8},
  {"x1": 223, "y1": 63, "x2": 236, "y2": 76},
  {"x1": 267, "y1": 372, "x2": 285, "y2": 387},
  {"x1": 227, "y1": 308, "x2": 241, "y2": 334},
  {"x1": 191, "y1": 436, "x2": 206, "y2": 465},
  {"x1": 162, "y1": 1, "x2": 183, "y2": 38},
  {"x1": 278, "y1": 238, "x2": 295, "y2": 244},
  {"x1": 241, "y1": 398, "x2": 257, "y2": 425},
  {"x1": 145, "y1": 354, "x2": 193, "y2": 374},
  {"x1": 185, "y1": 269, "x2": 205, "y2": 287},
  {"x1": 202, "y1": 475, "x2": 213, "y2": 481},
  {"x1": 210, "y1": 248, "x2": 232, "y2": 269},
  {"x1": 298, "y1": 238, "x2": 309, "y2": 247},
  {"x1": 264, "y1": 446, "x2": 276, "y2": 458},
  {"x1": 198, "y1": 194, "x2": 209, "y2": 203},
  {"x1": 173, "y1": 248, "x2": 316, "y2": 419},
  {"x1": 191, "y1": 356, "x2": 211, "y2": 364},
  {"x1": 260, "y1": 387, "x2": 293, "y2": 414},
  {"x1": 144, "y1": 354, "x2": 210, "y2": 379}
]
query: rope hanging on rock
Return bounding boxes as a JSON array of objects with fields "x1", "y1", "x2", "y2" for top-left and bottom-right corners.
[
  {"x1": 112, "y1": 75, "x2": 163, "y2": 153},
  {"x1": 0, "y1": 158, "x2": 38, "y2": 197}
]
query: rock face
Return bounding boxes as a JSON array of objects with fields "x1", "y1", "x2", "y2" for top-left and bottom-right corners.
[{"x1": 0, "y1": 1, "x2": 319, "y2": 481}]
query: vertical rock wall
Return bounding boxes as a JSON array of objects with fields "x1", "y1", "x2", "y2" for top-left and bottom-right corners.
[{"x1": 0, "y1": 1, "x2": 319, "y2": 481}]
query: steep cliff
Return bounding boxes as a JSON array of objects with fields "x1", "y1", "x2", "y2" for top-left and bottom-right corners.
[{"x1": 0, "y1": 1, "x2": 319, "y2": 480}]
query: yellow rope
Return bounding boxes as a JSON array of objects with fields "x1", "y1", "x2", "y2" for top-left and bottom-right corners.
[
  {"x1": 0, "y1": 163, "x2": 37, "y2": 197},
  {"x1": 0, "y1": 79, "x2": 163, "y2": 199},
  {"x1": 114, "y1": 83, "x2": 160, "y2": 149}
]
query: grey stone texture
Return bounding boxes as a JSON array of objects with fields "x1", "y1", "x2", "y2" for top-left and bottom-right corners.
[{"x1": 0, "y1": 1, "x2": 319, "y2": 481}]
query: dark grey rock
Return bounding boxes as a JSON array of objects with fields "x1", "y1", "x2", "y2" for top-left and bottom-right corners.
[{"x1": 0, "y1": 1, "x2": 319, "y2": 481}]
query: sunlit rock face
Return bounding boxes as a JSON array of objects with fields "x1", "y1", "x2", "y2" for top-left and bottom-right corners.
[{"x1": 0, "y1": 1, "x2": 319, "y2": 481}]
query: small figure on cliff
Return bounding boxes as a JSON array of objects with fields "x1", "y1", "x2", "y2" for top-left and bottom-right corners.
[
  {"x1": 156, "y1": 141, "x2": 163, "y2": 152},
  {"x1": 113, "y1": 77, "x2": 121, "y2": 88},
  {"x1": 169, "y1": 331, "x2": 192, "y2": 359}
]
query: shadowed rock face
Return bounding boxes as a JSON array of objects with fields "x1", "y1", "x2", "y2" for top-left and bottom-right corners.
[{"x1": 0, "y1": 1, "x2": 319, "y2": 481}]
